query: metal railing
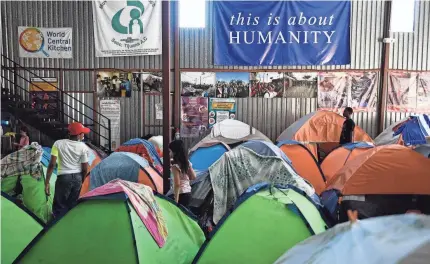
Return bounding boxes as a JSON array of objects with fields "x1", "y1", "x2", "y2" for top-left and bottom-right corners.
[{"x1": 1, "y1": 55, "x2": 112, "y2": 152}]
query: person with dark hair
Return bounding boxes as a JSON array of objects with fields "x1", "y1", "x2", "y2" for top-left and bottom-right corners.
[
  {"x1": 340, "y1": 107, "x2": 355, "y2": 145},
  {"x1": 14, "y1": 126, "x2": 29, "y2": 150},
  {"x1": 45, "y1": 122, "x2": 91, "y2": 218},
  {"x1": 169, "y1": 140, "x2": 196, "y2": 207},
  {"x1": 141, "y1": 134, "x2": 153, "y2": 140}
]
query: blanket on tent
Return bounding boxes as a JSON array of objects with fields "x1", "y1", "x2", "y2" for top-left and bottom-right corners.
[
  {"x1": 1, "y1": 143, "x2": 44, "y2": 180},
  {"x1": 89, "y1": 152, "x2": 146, "y2": 191},
  {"x1": 81, "y1": 179, "x2": 168, "y2": 248},
  {"x1": 117, "y1": 138, "x2": 163, "y2": 174},
  {"x1": 393, "y1": 115, "x2": 430, "y2": 146},
  {"x1": 209, "y1": 147, "x2": 315, "y2": 224}
]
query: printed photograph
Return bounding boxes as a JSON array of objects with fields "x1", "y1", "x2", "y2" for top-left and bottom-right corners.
[
  {"x1": 135, "y1": 72, "x2": 163, "y2": 93},
  {"x1": 417, "y1": 73, "x2": 430, "y2": 111},
  {"x1": 349, "y1": 71, "x2": 378, "y2": 110},
  {"x1": 96, "y1": 71, "x2": 133, "y2": 98},
  {"x1": 215, "y1": 72, "x2": 249, "y2": 98},
  {"x1": 283, "y1": 72, "x2": 318, "y2": 98},
  {"x1": 317, "y1": 72, "x2": 349, "y2": 110},
  {"x1": 388, "y1": 72, "x2": 417, "y2": 111},
  {"x1": 181, "y1": 72, "x2": 216, "y2": 97},
  {"x1": 250, "y1": 72, "x2": 284, "y2": 98}
]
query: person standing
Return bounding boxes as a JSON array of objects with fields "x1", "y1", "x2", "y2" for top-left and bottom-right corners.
[
  {"x1": 45, "y1": 122, "x2": 90, "y2": 218},
  {"x1": 339, "y1": 107, "x2": 355, "y2": 145},
  {"x1": 14, "y1": 126, "x2": 29, "y2": 150},
  {"x1": 169, "y1": 140, "x2": 196, "y2": 207}
]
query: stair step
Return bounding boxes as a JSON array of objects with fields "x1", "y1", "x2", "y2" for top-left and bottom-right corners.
[
  {"x1": 41, "y1": 121, "x2": 68, "y2": 127},
  {"x1": 36, "y1": 113, "x2": 58, "y2": 119}
]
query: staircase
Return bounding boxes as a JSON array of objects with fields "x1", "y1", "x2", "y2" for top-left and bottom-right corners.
[{"x1": 1, "y1": 55, "x2": 112, "y2": 153}]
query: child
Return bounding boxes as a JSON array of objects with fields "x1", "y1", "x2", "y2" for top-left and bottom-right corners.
[
  {"x1": 169, "y1": 140, "x2": 196, "y2": 207},
  {"x1": 14, "y1": 126, "x2": 29, "y2": 150}
]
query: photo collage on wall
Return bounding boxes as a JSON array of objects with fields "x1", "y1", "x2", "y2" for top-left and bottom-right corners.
[
  {"x1": 317, "y1": 71, "x2": 378, "y2": 112},
  {"x1": 96, "y1": 71, "x2": 163, "y2": 98},
  {"x1": 180, "y1": 71, "x2": 380, "y2": 137},
  {"x1": 388, "y1": 72, "x2": 430, "y2": 112},
  {"x1": 181, "y1": 72, "x2": 248, "y2": 137}
]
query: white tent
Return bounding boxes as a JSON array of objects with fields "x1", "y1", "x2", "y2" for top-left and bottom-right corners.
[{"x1": 191, "y1": 119, "x2": 271, "y2": 151}]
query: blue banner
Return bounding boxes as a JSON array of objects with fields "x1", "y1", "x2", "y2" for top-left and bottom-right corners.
[{"x1": 214, "y1": 1, "x2": 351, "y2": 66}]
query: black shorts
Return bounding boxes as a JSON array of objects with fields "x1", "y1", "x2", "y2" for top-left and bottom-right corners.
[{"x1": 178, "y1": 193, "x2": 191, "y2": 208}]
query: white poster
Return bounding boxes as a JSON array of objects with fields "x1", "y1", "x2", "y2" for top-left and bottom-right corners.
[
  {"x1": 216, "y1": 111, "x2": 229, "y2": 123},
  {"x1": 155, "y1": 103, "x2": 162, "y2": 119},
  {"x1": 18, "y1": 27, "x2": 72, "y2": 58},
  {"x1": 100, "y1": 99, "x2": 121, "y2": 150},
  {"x1": 92, "y1": 0, "x2": 161, "y2": 57}
]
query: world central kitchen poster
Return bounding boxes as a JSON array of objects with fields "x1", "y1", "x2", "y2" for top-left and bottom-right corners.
[{"x1": 214, "y1": 1, "x2": 351, "y2": 66}]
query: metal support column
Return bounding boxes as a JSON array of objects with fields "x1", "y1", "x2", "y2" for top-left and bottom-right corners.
[
  {"x1": 162, "y1": 0, "x2": 171, "y2": 195},
  {"x1": 173, "y1": 0, "x2": 181, "y2": 130},
  {"x1": 377, "y1": 0, "x2": 392, "y2": 134}
]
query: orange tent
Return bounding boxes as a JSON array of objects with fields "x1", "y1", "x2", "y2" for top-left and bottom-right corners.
[
  {"x1": 277, "y1": 111, "x2": 373, "y2": 160},
  {"x1": 321, "y1": 142, "x2": 374, "y2": 182},
  {"x1": 326, "y1": 145, "x2": 430, "y2": 195},
  {"x1": 80, "y1": 152, "x2": 163, "y2": 197},
  {"x1": 277, "y1": 140, "x2": 326, "y2": 194}
]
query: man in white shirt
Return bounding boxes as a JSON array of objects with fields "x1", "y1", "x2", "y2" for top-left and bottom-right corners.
[{"x1": 45, "y1": 122, "x2": 90, "y2": 218}]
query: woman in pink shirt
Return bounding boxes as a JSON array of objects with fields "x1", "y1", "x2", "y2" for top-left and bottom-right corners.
[
  {"x1": 14, "y1": 126, "x2": 29, "y2": 150},
  {"x1": 169, "y1": 140, "x2": 196, "y2": 207}
]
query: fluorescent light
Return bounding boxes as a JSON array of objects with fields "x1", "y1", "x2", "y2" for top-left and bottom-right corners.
[{"x1": 180, "y1": 0, "x2": 206, "y2": 28}]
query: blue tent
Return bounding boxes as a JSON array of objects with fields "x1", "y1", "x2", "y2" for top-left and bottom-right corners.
[
  {"x1": 241, "y1": 140, "x2": 292, "y2": 164},
  {"x1": 190, "y1": 143, "x2": 229, "y2": 171},
  {"x1": 275, "y1": 214, "x2": 430, "y2": 264}
]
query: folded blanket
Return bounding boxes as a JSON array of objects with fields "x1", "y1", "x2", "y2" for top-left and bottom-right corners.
[{"x1": 1, "y1": 142, "x2": 43, "y2": 180}]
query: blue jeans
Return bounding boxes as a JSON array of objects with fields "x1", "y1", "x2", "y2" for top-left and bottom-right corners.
[{"x1": 53, "y1": 173, "x2": 82, "y2": 218}]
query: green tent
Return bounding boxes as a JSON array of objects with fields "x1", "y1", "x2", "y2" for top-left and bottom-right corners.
[
  {"x1": 193, "y1": 185, "x2": 329, "y2": 264},
  {"x1": 1, "y1": 145, "x2": 58, "y2": 224},
  {"x1": 14, "y1": 193, "x2": 206, "y2": 264},
  {"x1": 1, "y1": 170, "x2": 55, "y2": 224},
  {"x1": 1, "y1": 193, "x2": 44, "y2": 264}
]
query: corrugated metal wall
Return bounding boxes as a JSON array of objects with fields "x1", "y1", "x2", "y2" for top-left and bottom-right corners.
[
  {"x1": 386, "y1": 0, "x2": 430, "y2": 128},
  {"x1": 2, "y1": 0, "x2": 429, "y2": 146},
  {"x1": 179, "y1": 0, "x2": 385, "y2": 141},
  {"x1": 1, "y1": 0, "x2": 164, "y2": 144},
  {"x1": 180, "y1": 1, "x2": 386, "y2": 70},
  {"x1": 390, "y1": 0, "x2": 430, "y2": 71},
  {"x1": 1, "y1": 1, "x2": 162, "y2": 69}
]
